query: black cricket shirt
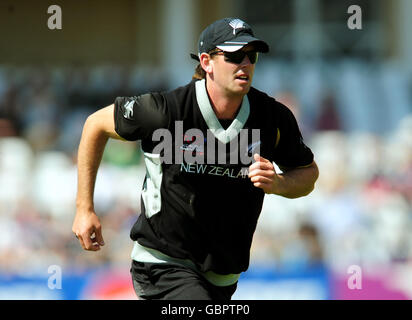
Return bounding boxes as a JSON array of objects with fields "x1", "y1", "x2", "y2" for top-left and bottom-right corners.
[{"x1": 114, "y1": 79, "x2": 314, "y2": 282}]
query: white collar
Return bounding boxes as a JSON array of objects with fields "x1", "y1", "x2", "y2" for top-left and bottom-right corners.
[{"x1": 195, "y1": 79, "x2": 250, "y2": 144}]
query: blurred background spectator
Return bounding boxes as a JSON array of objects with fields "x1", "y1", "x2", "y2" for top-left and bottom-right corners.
[{"x1": 0, "y1": 0, "x2": 411, "y2": 299}]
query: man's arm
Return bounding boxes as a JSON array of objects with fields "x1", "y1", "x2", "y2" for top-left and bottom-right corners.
[
  {"x1": 248, "y1": 154, "x2": 319, "y2": 198},
  {"x1": 72, "y1": 104, "x2": 123, "y2": 251}
]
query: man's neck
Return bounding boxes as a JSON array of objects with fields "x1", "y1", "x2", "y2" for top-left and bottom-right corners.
[{"x1": 206, "y1": 79, "x2": 244, "y2": 120}]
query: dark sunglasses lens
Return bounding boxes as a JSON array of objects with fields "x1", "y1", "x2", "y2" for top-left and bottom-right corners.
[
  {"x1": 224, "y1": 51, "x2": 258, "y2": 64},
  {"x1": 224, "y1": 51, "x2": 245, "y2": 64},
  {"x1": 247, "y1": 52, "x2": 258, "y2": 64}
]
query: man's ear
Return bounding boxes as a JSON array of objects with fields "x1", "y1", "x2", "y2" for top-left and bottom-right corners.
[{"x1": 200, "y1": 53, "x2": 213, "y2": 74}]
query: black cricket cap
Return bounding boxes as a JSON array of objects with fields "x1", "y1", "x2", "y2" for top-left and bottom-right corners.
[{"x1": 190, "y1": 17, "x2": 269, "y2": 61}]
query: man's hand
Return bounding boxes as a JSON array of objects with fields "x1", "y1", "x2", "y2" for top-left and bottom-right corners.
[
  {"x1": 248, "y1": 153, "x2": 319, "y2": 198},
  {"x1": 248, "y1": 154, "x2": 279, "y2": 194},
  {"x1": 72, "y1": 210, "x2": 105, "y2": 251}
]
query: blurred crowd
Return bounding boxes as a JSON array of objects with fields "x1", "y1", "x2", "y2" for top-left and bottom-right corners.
[{"x1": 0, "y1": 60, "x2": 411, "y2": 277}]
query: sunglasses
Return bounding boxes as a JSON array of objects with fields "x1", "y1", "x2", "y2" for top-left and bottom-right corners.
[{"x1": 210, "y1": 49, "x2": 259, "y2": 64}]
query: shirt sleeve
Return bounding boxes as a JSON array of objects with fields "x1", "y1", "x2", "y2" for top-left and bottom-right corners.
[
  {"x1": 273, "y1": 103, "x2": 314, "y2": 169},
  {"x1": 114, "y1": 93, "x2": 169, "y2": 141}
]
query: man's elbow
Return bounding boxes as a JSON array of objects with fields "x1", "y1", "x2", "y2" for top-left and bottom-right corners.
[
  {"x1": 311, "y1": 161, "x2": 319, "y2": 184},
  {"x1": 306, "y1": 162, "x2": 319, "y2": 194},
  {"x1": 293, "y1": 162, "x2": 319, "y2": 198},
  {"x1": 285, "y1": 184, "x2": 315, "y2": 199},
  {"x1": 303, "y1": 183, "x2": 316, "y2": 197}
]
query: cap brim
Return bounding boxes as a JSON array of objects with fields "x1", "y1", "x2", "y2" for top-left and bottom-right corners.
[{"x1": 217, "y1": 36, "x2": 269, "y2": 53}]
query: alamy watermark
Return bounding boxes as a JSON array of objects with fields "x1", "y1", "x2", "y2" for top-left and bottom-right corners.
[
  {"x1": 45, "y1": 5, "x2": 361, "y2": 32},
  {"x1": 347, "y1": 5, "x2": 362, "y2": 30},
  {"x1": 47, "y1": 265, "x2": 62, "y2": 290},
  {"x1": 152, "y1": 121, "x2": 261, "y2": 166},
  {"x1": 47, "y1": 5, "x2": 62, "y2": 30},
  {"x1": 347, "y1": 265, "x2": 362, "y2": 290}
]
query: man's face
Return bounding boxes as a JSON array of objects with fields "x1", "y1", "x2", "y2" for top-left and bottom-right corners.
[{"x1": 203, "y1": 45, "x2": 257, "y2": 97}]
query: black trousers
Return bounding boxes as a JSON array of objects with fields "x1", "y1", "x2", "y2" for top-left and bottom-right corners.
[{"x1": 130, "y1": 260, "x2": 238, "y2": 300}]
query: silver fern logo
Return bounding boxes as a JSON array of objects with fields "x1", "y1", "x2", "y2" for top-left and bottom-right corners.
[
  {"x1": 123, "y1": 100, "x2": 135, "y2": 119},
  {"x1": 229, "y1": 19, "x2": 245, "y2": 35}
]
